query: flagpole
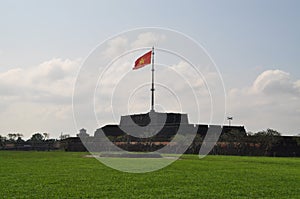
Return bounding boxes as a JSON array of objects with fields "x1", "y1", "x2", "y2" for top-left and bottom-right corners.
[{"x1": 151, "y1": 46, "x2": 155, "y2": 112}]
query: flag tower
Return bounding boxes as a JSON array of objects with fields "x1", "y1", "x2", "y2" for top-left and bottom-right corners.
[
  {"x1": 133, "y1": 47, "x2": 155, "y2": 112},
  {"x1": 151, "y1": 46, "x2": 155, "y2": 112}
]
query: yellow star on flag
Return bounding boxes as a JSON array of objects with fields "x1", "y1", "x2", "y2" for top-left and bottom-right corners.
[{"x1": 139, "y1": 58, "x2": 145, "y2": 65}]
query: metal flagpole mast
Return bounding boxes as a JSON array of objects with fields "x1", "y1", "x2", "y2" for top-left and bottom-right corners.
[{"x1": 151, "y1": 46, "x2": 155, "y2": 112}]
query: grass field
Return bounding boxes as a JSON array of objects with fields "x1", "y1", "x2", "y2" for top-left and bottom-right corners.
[{"x1": 0, "y1": 151, "x2": 299, "y2": 198}]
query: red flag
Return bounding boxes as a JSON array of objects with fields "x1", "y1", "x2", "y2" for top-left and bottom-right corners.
[{"x1": 133, "y1": 50, "x2": 152, "y2": 70}]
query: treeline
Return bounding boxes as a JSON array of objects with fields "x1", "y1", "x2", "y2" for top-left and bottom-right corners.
[
  {"x1": 1, "y1": 129, "x2": 300, "y2": 157},
  {"x1": 0, "y1": 133, "x2": 60, "y2": 151},
  {"x1": 62, "y1": 128, "x2": 300, "y2": 157},
  {"x1": 186, "y1": 129, "x2": 300, "y2": 157}
]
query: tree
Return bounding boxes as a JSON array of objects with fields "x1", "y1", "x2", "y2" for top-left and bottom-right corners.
[
  {"x1": 7, "y1": 133, "x2": 17, "y2": 141},
  {"x1": 0, "y1": 135, "x2": 6, "y2": 147},
  {"x1": 30, "y1": 133, "x2": 44, "y2": 143},
  {"x1": 253, "y1": 129, "x2": 282, "y2": 156},
  {"x1": 254, "y1": 128, "x2": 281, "y2": 137}
]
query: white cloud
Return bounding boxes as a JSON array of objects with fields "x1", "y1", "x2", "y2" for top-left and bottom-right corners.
[
  {"x1": 101, "y1": 36, "x2": 128, "y2": 59},
  {"x1": 0, "y1": 58, "x2": 81, "y2": 138},
  {"x1": 228, "y1": 69, "x2": 300, "y2": 135},
  {"x1": 0, "y1": 58, "x2": 80, "y2": 101},
  {"x1": 293, "y1": 80, "x2": 300, "y2": 91},
  {"x1": 252, "y1": 70, "x2": 296, "y2": 94},
  {"x1": 131, "y1": 32, "x2": 166, "y2": 48}
]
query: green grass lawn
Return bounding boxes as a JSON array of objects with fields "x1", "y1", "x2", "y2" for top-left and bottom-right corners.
[{"x1": 0, "y1": 151, "x2": 299, "y2": 198}]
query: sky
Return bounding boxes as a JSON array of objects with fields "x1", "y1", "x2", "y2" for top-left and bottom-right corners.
[{"x1": 0, "y1": 0, "x2": 299, "y2": 138}]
